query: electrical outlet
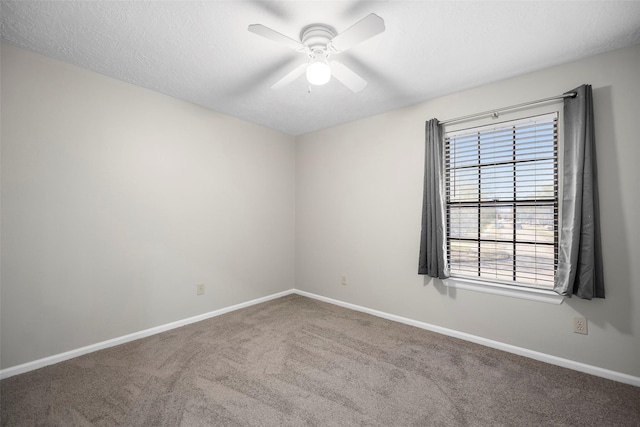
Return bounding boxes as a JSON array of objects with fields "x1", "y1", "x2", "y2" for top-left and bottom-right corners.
[
  {"x1": 573, "y1": 316, "x2": 587, "y2": 335},
  {"x1": 340, "y1": 275, "x2": 348, "y2": 286},
  {"x1": 196, "y1": 283, "x2": 205, "y2": 295}
]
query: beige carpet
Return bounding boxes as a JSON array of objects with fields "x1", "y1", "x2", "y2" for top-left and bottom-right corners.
[{"x1": 2, "y1": 294, "x2": 639, "y2": 426}]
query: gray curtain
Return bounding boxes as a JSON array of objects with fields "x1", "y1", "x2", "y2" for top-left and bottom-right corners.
[
  {"x1": 418, "y1": 119, "x2": 449, "y2": 278},
  {"x1": 554, "y1": 84, "x2": 604, "y2": 299}
]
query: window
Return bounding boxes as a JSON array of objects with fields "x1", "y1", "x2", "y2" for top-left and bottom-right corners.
[{"x1": 445, "y1": 113, "x2": 558, "y2": 290}]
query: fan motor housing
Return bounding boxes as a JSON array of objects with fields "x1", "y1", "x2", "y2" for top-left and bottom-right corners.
[{"x1": 300, "y1": 24, "x2": 336, "y2": 53}]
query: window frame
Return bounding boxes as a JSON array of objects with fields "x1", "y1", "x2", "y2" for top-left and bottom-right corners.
[{"x1": 441, "y1": 111, "x2": 564, "y2": 304}]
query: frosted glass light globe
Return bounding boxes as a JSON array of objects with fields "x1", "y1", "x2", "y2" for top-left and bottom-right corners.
[{"x1": 306, "y1": 60, "x2": 331, "y2": 86}]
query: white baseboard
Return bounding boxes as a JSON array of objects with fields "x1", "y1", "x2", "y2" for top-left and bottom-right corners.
[
  {"x1": 0, "y1": 289, "x2": 295, "y2": 380},
  {"x1": 293, "y1": 290, "x2": 640, "y2": 388},
  {"x1": 3, "y1": 288, "x2": 638, "y2": 388}
]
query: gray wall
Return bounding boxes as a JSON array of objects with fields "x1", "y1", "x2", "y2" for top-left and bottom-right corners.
[
  {"x1": 296, "y1": 44, "x2": 640, "y2": 378},
  {"x1": 1, "y1": 44, "x2": 296, "y2": 369}
]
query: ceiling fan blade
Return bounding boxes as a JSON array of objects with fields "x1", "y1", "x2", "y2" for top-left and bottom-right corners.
[
  {"x1": 271, "y1": 63, "x2": 308, "y2": 89},
  {"x1": 330, "y1": 13, "x2": 385, "y2": 52},
  {"x1": 330, "y1": 61, "x2": 367, "y2": 93},
  {"x1": 248, "y1": 24, "x2": 305, "y2": 51}
]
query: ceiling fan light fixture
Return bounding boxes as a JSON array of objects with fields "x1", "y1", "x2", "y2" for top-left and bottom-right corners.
[
  {"x1": 306, "y1": 59, "x2": 331, "y2": 86},
  {"x1": 249, "y1": 14, "x2": 385, "y2": 91}
]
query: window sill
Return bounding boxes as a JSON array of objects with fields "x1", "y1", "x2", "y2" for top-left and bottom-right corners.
[{"x1": 442, "y1": 277, "x2": 564, "y2": 305}]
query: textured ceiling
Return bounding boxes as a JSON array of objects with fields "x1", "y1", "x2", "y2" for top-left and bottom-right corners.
[{"x1": 2, "y1": 1, "x2": 640, "y2": 135}]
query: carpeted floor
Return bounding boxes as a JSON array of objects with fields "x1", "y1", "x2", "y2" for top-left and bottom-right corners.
[{"x1": 1, "y1": 294, "x2": 639, "y2": 426}]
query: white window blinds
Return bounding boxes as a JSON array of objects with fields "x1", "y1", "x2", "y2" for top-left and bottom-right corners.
[{"x1": 445, "y1": 113, "x2": 558, "y2": 288}]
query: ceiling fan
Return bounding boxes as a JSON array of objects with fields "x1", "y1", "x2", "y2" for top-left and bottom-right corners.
[{"x1": 248, "y1": 13, "x2": 385, "y2": 92}]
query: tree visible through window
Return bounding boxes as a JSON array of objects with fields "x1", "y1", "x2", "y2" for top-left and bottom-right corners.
[{"x1": 445, "y1": 113, "x2": 558, "y2": 288}]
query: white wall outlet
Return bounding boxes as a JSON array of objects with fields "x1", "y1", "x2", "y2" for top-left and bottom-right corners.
[
  {"x1": 573, "y1": 316, "x2": 587, "y2": 335},
  {"x1": 196, "y1": 283, "x2": 205, "y2": 295},
  {"x1": 340, "y1": 275, "x2": 348, "y2": 286}
]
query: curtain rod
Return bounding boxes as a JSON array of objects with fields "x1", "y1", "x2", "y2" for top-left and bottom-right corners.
[{"x1": 441, "y1": 92, "x2": 577, "y2": 125}]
